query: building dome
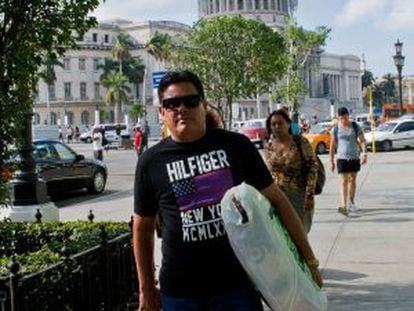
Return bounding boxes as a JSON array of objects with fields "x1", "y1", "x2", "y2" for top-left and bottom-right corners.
[{"x1": 198, "y1": 0, "x2": 297, "y2": 30}]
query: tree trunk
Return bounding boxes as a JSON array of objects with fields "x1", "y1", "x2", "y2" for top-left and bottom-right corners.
[{"x1": 226, "y1": 95, "x2": 233, "y2": 130}]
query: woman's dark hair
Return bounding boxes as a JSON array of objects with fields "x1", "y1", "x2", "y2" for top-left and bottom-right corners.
[
  {"x1": 266, "y1": 109, "x2": 292, "y2": 136},
  {"x1": 337, "y1": 107, "x2": 349, "y2": 116},
  {"x1": 157, "y1": 71, "x2": 205, "y2": 101}
]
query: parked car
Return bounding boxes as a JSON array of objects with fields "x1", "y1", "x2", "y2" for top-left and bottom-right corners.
[
  {"x1": 238, "y1": 118, "x2": 268, "y2": 148},
  {"x1": 7, "y1": 140, "x2": 107, "y2": 196},
  {"x1": 304, "y1": 121, "x2": 334, "y2": 154},
  {"x1": 80, "y1": 123, "x2": 130, "y2": 144},
  {"x1": 364, "y1": 119, "x2": 414, "y2": 151},
  {"x1": 399, "y1": 113, "x2": 414, "y2": 121}
]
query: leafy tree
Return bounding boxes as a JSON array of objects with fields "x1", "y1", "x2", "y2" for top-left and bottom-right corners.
[
  {"x1": 362, "y1": 70, "x2": 375, "y2": 89},
  {"x1": 0, "y1": 0, "x2": 102, "y2": 205},
  {"x1": 111, "y1": 32, "x2": 132, "y2": 73},
  {"x1": 275, "y1": 19, "x2": 330, "y2": 112},
  {"x1": 102, "y1": 72, "x2": 131, "y2": 123},
  {"x1": 144, "y1": 31, "x2": 174, "y2": 65},
  {"x1": 128, "y1": 102, "x2": 146, "y2": 123},
  {"x1": 361, "y1": 70, "x2": 375, "y2": 106},
  {"x1": 381, "y1": 73, "x2": 396, "y2": 103},
  {"x1": 172, "y1": 16, "x2": 287, "y2": 128}
]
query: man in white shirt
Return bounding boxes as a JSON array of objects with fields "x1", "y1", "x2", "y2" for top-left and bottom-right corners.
[{"x1": 92, "y1": 125, "x2": 104, "y2": 161}]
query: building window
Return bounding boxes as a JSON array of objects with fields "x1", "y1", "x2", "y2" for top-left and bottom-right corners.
[
  {"x1": 63, "y1": 58, "x2": 71, "y2": 71},
  {"x1": 237, "y1": 0, "x2": 243, "y2": 10},
  {"x1": 229, "y1": 0, "x2": 234, "y2": 11},
  {"x1": 80, "y1": 82, "x2": 87, "y2": 100},
  {"x1": 246, "y1": 0, "x2": 252, "y2": 10},
  {"x1": 109, "y1": 110, "x2": 115, "y2": 123},
  {"x1": 216, "y1": 0, "x2": 220, "y2": 12},
  {"x1": 79, "y1": 58, "x2": 86, "y2": 71},
  {"x1": 277, "y1": 0, "x2": 281, "y2": 11},
  {"x1": 33, "y1": 113, "x2": 40, "y2": 125},
  {"x1": 270, "y1": 0, "x2": 276, "y2": 10},
  {"x1": 104, "y1": 34, "x2": 109, "y2": 43},
  {"x1": 64, "y1": 82, "x2": 72, "y2": 100},
  {"x1": 263, "y1": 0, "x2": 269, "y2": 9},
  {"x1": 51, "y1": 112, "x2": 57, "y2": 125},
  {"x1": 48, "y1": 83, "x2": 55, "y2": 101},
  {"x1": 94, "y1": 82, "x2": 100, "y2": 100},
  {"x1": 66, "y1": 111, "x2": 74, "y2": 125},
  {"x1": 93, "y1": 58, "x2": 100, "y2": 71},
  {"x1": 255, "y1": 0, "x2": 260, "y2": 10},
  {"x1": 81, "y1": 111, "x2": 89, "y2": 125},
  {"x1": 92, "y1": 33, "x2": 98, "y2": 42}
]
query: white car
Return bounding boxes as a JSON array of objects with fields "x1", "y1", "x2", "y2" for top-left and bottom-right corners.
[
  {"x1": 364, "y1": 119, "x2": 414, "y2": 151},
  {"x1": 80, "y1": 124, "x2": 130, "y2": 144}
]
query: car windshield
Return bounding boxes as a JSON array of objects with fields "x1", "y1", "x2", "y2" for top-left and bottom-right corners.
[
  {"x1": 243, "y1": 121, "x2": 264, "y2": 128},
  {"x1": 377, "y1": 122, "x2": 397, "y2": 132},
  {"x1": 309, "y1": 124, "x2": 329, "y2": 134}
]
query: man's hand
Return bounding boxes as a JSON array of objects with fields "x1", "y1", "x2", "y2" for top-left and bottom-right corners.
[
  {"x1": 309, "y1": 266, "x2": 323, "y2": 288},
  {"x1": 138, "y1": 286, "x2": 161, "y2": 311}
]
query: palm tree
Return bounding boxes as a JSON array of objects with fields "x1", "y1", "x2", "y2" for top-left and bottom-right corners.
[
  {"x1": 102, "y1": 72, "x2": 131, "y2": 123},
  {"x1": 144, "y1": 31, "x2": 173, "y2": 65},
  {"x1": 111, "y1": 33, "x2": 131, "y2": 74},
  {"x1": 128, "y1": 102, "x2": 146, "y2": 123}
]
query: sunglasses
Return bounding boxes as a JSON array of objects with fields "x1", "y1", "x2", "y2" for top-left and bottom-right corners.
[{"x1": 162, "y1": 95, "x2": 201, "y2": 110}]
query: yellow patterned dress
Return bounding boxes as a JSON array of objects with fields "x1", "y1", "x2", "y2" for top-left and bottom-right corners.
[{"x1": 264, "y1": 135, "x2": 318, "y2": 232}]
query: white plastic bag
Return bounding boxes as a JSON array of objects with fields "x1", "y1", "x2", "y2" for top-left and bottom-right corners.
[{"x1": 221, "y1": 183, "x2": 327, "y2": 311}]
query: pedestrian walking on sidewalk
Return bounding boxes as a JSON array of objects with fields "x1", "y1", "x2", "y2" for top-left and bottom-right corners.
[
  {"x1": 329, "y1": 107, "x2": 367, "y2": 217},
  {"x1": 264, "y1": 109, "x2": 319, "y2": 233},
  {"x1": 133, "y1": 125, "x2": 144, "y2": 157},
  {"x1": 92, "y1": 125, "x2": 104, "y2": 161},
  {"x1": 132, "y1": 71, "x2": 322, "y2": 311}
]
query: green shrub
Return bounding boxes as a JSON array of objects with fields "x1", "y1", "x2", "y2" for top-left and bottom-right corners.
[{"x1": 0, "y1": 221, "x2": 130, "y2": 277}]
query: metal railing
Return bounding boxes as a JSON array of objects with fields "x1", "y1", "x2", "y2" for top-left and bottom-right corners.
[{"x1": 0, "y1": 213, "x2": 139, "y2": 311}]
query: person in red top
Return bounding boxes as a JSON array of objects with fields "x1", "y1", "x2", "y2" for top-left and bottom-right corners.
[{"x1": 134, "y1": 125, "x2": 144, "y2": 157}]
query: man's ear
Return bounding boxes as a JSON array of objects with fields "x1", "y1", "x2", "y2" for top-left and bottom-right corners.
[{"x1": 159, "y1": 106, "x2": 165, "y2": 119}]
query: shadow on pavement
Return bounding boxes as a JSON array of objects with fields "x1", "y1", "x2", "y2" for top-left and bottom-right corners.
[
  {"x1": 52, "y1": 189, "x2": 118, "y2": 207},
  {"x1": 323, "y1": 281, "x2": 414, "y2": 311}
]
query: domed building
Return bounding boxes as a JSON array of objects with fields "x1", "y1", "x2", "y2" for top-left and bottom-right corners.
[{"x1": 198, "y1": 0, "x2": 297, "y2": 30}]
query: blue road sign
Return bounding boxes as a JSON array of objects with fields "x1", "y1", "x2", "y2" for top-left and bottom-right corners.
[{"x1": 152, "y1": 71, "x2": 167, "y2": 89}]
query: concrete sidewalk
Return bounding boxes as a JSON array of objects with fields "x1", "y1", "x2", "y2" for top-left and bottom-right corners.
[
  {"x1": 311, "y1": 150, "x2": 414, "y2": 310},
  {"x1": 60, "y1": 146, "x2": 414, "y2": 310}
]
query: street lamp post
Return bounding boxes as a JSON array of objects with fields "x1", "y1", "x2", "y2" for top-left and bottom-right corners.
[{"x1": 393, "y1": 39, "x2": 405, "y2": 115}]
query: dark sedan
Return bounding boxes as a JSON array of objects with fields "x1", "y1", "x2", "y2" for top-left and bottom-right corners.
[{"x1": 9, "y1": 140, "x2": 107, "y2": 196}]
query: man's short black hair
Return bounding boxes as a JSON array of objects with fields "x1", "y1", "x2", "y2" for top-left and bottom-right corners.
[
  {"x1": 157, "y1": 71, "x2": 205, "y2": 102},
  {"x1": 337, "y1": 107, "x2": 349, "y2": 116}
]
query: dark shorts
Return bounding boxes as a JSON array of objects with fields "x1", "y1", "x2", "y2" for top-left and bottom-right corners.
[
  {"x1": 161, "y1": 288, "x2": 263, "y2": 311},
  {"x1": 337, "y1": 159, "x2": 360, "y2": 174}
]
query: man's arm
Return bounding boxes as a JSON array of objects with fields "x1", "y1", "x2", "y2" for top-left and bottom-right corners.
[
  {"x1": 357, "y1": 131, "x2": 367, "y2": 165},
  {"x1": 329, "y1": 132, "x2": 336, "y2": 172},
  {"x1": 261, "y1": 183, "x2": 323, "y2": 287},
  {"x1": 132, "y1": 215, "x2": 160, "y2": 311}
]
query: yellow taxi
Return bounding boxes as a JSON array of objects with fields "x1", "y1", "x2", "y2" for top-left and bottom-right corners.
[{"x1": 303, "y1": 121, "x2": 334, "y2": 154}]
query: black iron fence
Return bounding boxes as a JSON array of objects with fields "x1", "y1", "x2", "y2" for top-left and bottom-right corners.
[{"x1": 0, "y1": 213, "x2": 139, "y2": 311}]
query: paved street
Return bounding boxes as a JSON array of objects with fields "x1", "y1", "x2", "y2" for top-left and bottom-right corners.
[{"x1": 60, "y1": 142, "x2": 414, "y2": 310}]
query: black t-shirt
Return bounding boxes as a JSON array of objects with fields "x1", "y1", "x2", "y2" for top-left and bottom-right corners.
[{"x1": 134, "y1": 129, "x2": 273, "y2": 298}]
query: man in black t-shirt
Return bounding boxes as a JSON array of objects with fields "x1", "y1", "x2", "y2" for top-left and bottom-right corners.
[{"x1": 133, "y1": 71, "x2": 322, "y2": 311}]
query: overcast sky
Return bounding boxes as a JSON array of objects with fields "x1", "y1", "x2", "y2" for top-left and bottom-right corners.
[{"x1": 93, "y1": 0, "x2": 414, "y2": 78}]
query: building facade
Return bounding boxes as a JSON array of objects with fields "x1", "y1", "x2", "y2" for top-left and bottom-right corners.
[{"x1": 34, "y1": 20, "x2": 190, "y2": 129}]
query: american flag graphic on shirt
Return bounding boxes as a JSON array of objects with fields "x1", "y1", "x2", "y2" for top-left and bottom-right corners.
[{"x1": 172, "y1": 168, "x2": 233, "y2": 211}]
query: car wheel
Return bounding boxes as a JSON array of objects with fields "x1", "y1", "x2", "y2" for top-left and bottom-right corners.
[
  {"x1": 87, "y1": 169, "x2": 106, "y2": 194},
  {"x1": 382, "y1": 140, "x2": 392, "y2": 152},
  {"x1": 86, "y1": 137, "x2": 92, "y2": 143},
  {"x1": 316, "y1": 142, "x2": 327, "y2": 154}
]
